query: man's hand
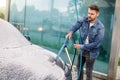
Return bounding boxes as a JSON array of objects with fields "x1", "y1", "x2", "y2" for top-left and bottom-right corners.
[
  {"x1": 74, "y1": 44, "x2": 80, "y2": 49},
  {"x1": 66, "y1": 32, "x2": 72, "y2": 39}
]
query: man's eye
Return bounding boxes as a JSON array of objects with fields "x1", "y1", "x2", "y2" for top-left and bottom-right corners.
[{"x1": 88, "y1": 12, "x2": 90, "y2": 14}]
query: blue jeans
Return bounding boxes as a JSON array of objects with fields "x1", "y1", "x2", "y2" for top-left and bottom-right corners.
[{"x1": 77, "y1": 51, "x2": 95, "y2": 80}]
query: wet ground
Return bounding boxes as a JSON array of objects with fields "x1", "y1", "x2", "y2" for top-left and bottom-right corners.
[
  {"x1": 116, "y1": 66, "x2": 120, "y2": 80},
  {"x1": 71, "y1": 66, "x2": 120, "y2": 80}
]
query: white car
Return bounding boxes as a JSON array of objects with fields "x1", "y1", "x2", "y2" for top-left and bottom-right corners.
[{"x1": 0, "y1": 19, "x2": 71, "y2": 80}]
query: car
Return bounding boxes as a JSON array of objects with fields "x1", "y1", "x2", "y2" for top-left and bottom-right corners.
[{"x1": 0, "y1": 19, "x2": 71, "y2": 80}]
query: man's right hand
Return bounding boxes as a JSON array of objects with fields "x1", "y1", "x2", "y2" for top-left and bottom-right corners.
[{"x1": 66, "y1": 32, "x2": 72, "y2": 39}]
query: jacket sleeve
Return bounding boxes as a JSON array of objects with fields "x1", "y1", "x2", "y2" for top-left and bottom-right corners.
[
  {"x1": 80, "y1": 26, "x2": 105, "y2": 51},
  {"x1": 69, "y1": 17, "x2": 86, "y2": 33}
]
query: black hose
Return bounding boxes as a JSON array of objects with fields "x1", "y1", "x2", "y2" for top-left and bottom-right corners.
[{"x1": 70, "y1": 37, "x2": 77, "y2": 71}]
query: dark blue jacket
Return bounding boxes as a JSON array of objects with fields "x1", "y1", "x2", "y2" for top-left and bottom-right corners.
[{"x1": 70, "y1": 17, "x2": 105, "y2": 58}]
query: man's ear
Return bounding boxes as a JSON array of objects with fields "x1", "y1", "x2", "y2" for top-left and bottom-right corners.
[{"x1": 97, "y1": 12, "x2": 99, "y2": 17}]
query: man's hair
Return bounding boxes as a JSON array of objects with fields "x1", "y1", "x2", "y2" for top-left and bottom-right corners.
[{"x1": 88, "y1": 4, "x2": 99, "y2": 12}]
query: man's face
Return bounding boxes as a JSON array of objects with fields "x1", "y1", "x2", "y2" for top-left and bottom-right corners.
[{"x1": 87, "y1": 8, "x2": 99, "y2": 22}]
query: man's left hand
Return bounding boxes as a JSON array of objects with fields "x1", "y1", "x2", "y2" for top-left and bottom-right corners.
[{"x1": 74, "y1": 44, "x2": 80, "y2": 49}]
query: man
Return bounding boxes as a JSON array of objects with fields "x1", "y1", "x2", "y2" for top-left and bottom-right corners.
[{"x1": 66, "y1": 4, "x2": 105, "y2": 80}]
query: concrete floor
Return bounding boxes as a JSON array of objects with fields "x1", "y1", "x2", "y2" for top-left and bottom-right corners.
[
  {"x1": 72, "y1": 72, "x2": 103, "y2": 80},
  {"x1": 116, "y1": 66, "x2": 120, "y2": 80},
  {"x1": 72, "y1": 66, "x2": 120, "y2": 80},
  {"x1": 71, "y1": 68, "x2": 104, "y2": 80}
]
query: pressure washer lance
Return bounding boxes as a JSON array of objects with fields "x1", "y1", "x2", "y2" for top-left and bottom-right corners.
[
  {"x1": 52, "y1": 38, "x2": 69, "y2": 64},
  {"x1": 64, "y1": 47, "x2": 72, "y2": 65}
]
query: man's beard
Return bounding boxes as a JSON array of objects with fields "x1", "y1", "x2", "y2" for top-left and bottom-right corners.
[{"x1": 88, "y1": 17, "x2": 96, "y2": 22}]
